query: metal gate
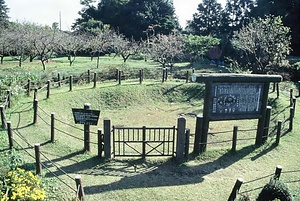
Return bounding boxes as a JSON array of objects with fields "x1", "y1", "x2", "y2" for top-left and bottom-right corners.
[{"x1": 112, "y1": 126, "x2": 176, "y2": 158}]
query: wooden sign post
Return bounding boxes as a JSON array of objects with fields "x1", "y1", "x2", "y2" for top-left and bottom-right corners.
[
  {"x1": 192, "y1": 73, "x2": 282, "y2": 153},
  {"x1": 72, "y1": 103, "x2": 100, "y2": 152}
]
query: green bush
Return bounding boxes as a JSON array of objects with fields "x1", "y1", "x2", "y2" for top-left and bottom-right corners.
[{"x1": 257, "y1": 178, "x2": 293, "y2": 201}]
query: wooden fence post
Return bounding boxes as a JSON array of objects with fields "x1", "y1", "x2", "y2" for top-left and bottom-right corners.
[
  {"x1": 118, "y1": 70, "x2": 122, "y2": 85},
  {"x1": 33, "y1": 88, "x2": 38, "y2": 101},
  {"x1": 46, "y1": 80, "x2": 50, "y2": 99},
  {"x1": 142, "y1": 126, "x2": 146, "y2": 159},
  {"x1": 290, "y1": 89, "x2": 293, "y2": 107},
  {"x1": 0, "y1": 105, "x2": 7, "y2": 129},
  {"x1": 176, "y1": 117, "x2": 186, "y2": 163},
  {"x1": 228, "y1": 178, "x2": 243, "y2": 201},
  {"x1": 84, "y1": 103, "x2": 91, "y2": 152},
  {"x1": 116, "y1": 68, "x2": 119, "y2": 82},
  {"x1": 87, "y1": 69, "x2": 90, "y2": 84},
  {"x1": 93, "y1": 72, "x2": 97, "y2": 88},
  {"x1": 162, "y1": 68, "x2": 166, "y2": 83},
  {"x1": 35, "y1": 143, "x2": 42, "y2": 175},
  {"x1": 232, "y1": 125, "x2": 238, "y2": 152},
  {"x1": 27, "y1": 79, "x2": 31, "y2": 96},
  {"x1": 58, "y1": 73, "x2": 61, "y2": 87},
  {"x1": 7, "y1": 121, "x2": 13, "y2": 149},
  {"x1": 103, "y1": 118, "x2": 111, "y2": 160},
  {"x1": 185, "y1": 128, "x2": 190, "y2": 159},
  {"x1": 186, "y1": 70, "x2": 189, "y2": 83},
  {"x1": 98, "y1": 129, "x2": 103, "y2": 158},
  {"x1": 298, "y1": 81, "x2": 300, "y2": 97},
  {"x1": 51, "y1": 113, "x2": 55, "y2": 143},
  {"x1": 263, "y1": 106, "x2": 272, "y2": 143},
  {"x1": 165, "y1": 68, "x2": 168, "y2": 81},
  {"x1": 33, "y1": 99, "x2": 38, "y2": 124},
  {"x1": 75, "y1": 175, "x2": 85, "y2": 201},
  {"x1": 274, "y1": 165, "x2": 282, "y2": 179},
  {"x1": 276, "y1": 83, "x2": 279, "y2": 98},
  {"x1": 139, "y1": 69, "x2": 143, "y2": 84},
  {"x1": 6, "y1": 90, "x2": 11, "y2": 108},
  {"x1": 275, "y1": 120, "x2": 282, "y2": 145},
  {"x1": 69, "y1": 75, "x2": 73, "y2": 91},
  {"x1": 193, "y1": 115, "x2": 203, "y2": 155},
  {"x1": 288, "y1": 107, "x2": 294, "y2": 131}
]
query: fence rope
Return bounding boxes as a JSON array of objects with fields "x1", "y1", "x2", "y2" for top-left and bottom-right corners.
[{"x1": 12, "y1": 129, "x2": 77, "y2": 193}]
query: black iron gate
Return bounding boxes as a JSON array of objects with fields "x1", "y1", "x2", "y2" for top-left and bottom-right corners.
[{"x1": 112, "y1": 126, "x2": 176, "y2": 158}]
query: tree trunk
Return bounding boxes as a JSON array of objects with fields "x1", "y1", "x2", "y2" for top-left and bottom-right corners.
[{"x1": 0, "y1": 56, "x2": 3, "y2": 64}]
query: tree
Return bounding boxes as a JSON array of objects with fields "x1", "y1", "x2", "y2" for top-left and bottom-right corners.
[
  {"x1": 231, "y1": 16, "x2": 291, "y2": 74},
  {"x1": 0, "y1": 27, "x2": 13, "y2": 64},
  {"x1": 252, "y1": 0, "x2": 300, "y2": 55},
  {"x1": 183, "y1": 34, "x2": 220, "y2": 61},
  {"x1": 148, "y1": 31, "x2": 184, "y2": 68},
  {"x1": 221, "y1": 0, "x2": 254, "y2": 34},
  {"x1": 31, "y1": 27, "x2": 57, "y2": 70},
  {"x1": 186, "y1": 0, "x2": 222, "y2": 37},
  {"x1": 111, "y1": 35, "x2": 140, "y2": 63},
  {"x1": 0, "y1": 0, "x2": 9, "y2": 28},
  {"x1": 72, "y1": 0, "x2": 101, "y2": 33},
  {"x1": 118, "y1": 0, "x2": 179, "y2": 40},
  {"x1": 85, "y1": 28, "x2": 118, "y2": 68},
  {"x1": 56, "y1": 32, "x2": 85, "y2": 66},
  {"x1": 74, "y1": 0, "x2": 179, "y2": 40}
]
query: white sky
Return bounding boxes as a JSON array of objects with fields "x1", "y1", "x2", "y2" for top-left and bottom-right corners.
[{"x1": 6, "y1": 0, "x2": 226, "y2": 31}]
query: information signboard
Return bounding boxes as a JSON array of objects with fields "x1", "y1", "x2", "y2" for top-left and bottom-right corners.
[
  {"x1": 210, "y1": 82, "x2": 264, "y2": 120},
  {"x1": 72, "y1": 108, "x2": 100, "y2": 125}
]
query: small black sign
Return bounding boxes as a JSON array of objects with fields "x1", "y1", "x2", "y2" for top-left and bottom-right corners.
[{"x1": 72, "y1": 108, "x2": 100, "y2": 125}]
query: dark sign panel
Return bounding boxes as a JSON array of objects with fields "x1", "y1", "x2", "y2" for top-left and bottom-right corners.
[
  {"x1": 72, "y1": 108, "x2": 100, "y2": 125},
  {"x1": 210, "y1": 82, "x2": 264, "y2": 120}
]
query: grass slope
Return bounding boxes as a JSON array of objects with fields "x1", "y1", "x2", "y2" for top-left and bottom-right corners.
[{"x1": 1, "y1": 79, "x2": 299, "y2": 201}]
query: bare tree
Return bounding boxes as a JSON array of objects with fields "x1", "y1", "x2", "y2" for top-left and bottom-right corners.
[
  {"x1": 148, "y1": 31, "x2": 184, "y2": 68},
  {"x1": 112, "y1": 35, "x2": 140, "y2": 63},
  {"x1": 32, "y1": 27, "x2": 57, "y2": 70},
  {"x1": 56, "y1": 32, "x2": 85, "y2": 66},
  {"x1": 85, "y1": 28, "x2": 117, "y2": 68}
]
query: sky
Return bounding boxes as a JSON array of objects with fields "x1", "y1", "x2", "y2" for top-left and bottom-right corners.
[{"x1": 6, "y1": 0, "x2": 226, "y2": 31}]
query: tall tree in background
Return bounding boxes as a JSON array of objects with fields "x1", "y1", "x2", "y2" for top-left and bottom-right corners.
[
  {"x1": 186, "y1": 0, "x2": 222, "y2": 37},
  {"x1": 0, "y1": 0, "x2": 9, "y2": 28},
  {"x1": 72, "y1": 0, "x2": 103, "y2": 33},
  {"x1": 118, "y1": 0, "x2": 179, "y2": 40},
  {"x1": 251, "y1": 0, "x2": 300, "y2": 55},
  {"x1": 231, "y1": 16, "x2": 291, "y2": 74},
  {"x1": 74, "y1": 0, "x2": 179, "y2": 40},
  {"x1": 221, "y1": 0, "x2": 254, "y2": 34}
]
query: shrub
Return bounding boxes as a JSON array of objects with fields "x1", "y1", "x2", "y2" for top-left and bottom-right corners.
[
  {"x1": 257, "y1": 178, "x2": 293, "y2": 201},
  {"x1": 1, "y1": 168, "x2": 45, "y2": 201}
]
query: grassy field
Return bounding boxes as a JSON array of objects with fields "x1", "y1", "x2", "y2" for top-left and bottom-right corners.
[{"x1": 0, "y1": 56, "x2": 299, "y2": 200}]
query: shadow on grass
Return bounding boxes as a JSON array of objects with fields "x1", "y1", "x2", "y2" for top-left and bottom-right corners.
[{"x1": 44, "y1": 144, "x2": 257, "y2": 195}]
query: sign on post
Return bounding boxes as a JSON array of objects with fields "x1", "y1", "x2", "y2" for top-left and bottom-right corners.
[
  {"x1": 72, "y1": 108, "x2": 100, "y2": 125},
  {"x1": 72, "y1": 104, "x2": 100, "y2": 152},
  {"x1": 192, "y1": 73, "x2": 282, "y2": 152}
]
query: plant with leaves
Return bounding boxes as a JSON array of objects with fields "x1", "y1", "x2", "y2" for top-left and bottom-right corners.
[
  {"x1": 221, "y1": 0, "x2": 254, "y2": 35},
  {"x1": 186, "y1": 0, "x2": 222, "y2": 37},
  {"x1": 252, "y1": 0, "x2": 300, "y2": 55},
  {"x1": 231, "y1": 16, "x2": 291, "y2": 74},
  {"x1": 0, "y1": 0, "x2": 9, "y2": 28},
  {"x1": 183, "y1": 34, "x2": 220, "y2": 61}
]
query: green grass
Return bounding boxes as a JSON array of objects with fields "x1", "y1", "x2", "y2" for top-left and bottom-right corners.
[{"x1": 0, "y1": 56, "x2": 300, "y2": 200}]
